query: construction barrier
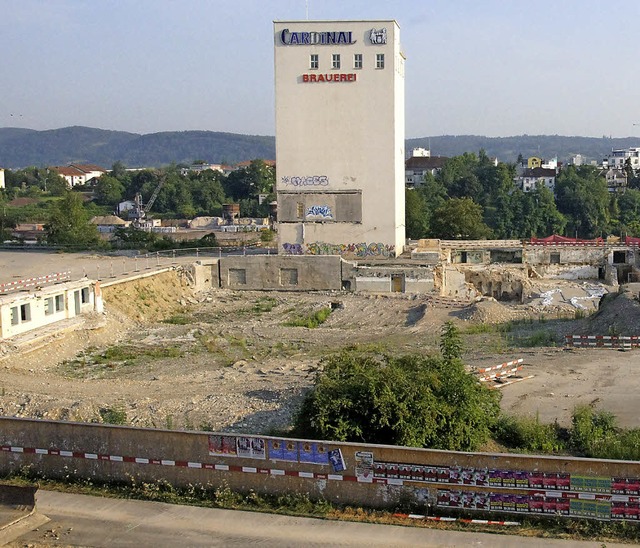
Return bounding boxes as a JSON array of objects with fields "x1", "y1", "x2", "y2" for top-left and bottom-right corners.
[
  {"x1": 565, "y1": 335, "x2": 640, "y2": 349},
  {"x1": 0, "y1": 271, "x2": 71, "y2": 294}
]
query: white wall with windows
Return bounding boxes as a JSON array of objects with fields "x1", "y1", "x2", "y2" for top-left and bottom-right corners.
[
  {"x1": 274, "y1": 20, "x2": 406, "y2": 257},
  {"x1": 0, "y1": 280, "x2": 98, "y2": 340}
]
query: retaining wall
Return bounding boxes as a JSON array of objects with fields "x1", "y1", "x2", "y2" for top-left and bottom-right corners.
[{"x1": 2, "y1": 417, "x2": 640, "y2": 522}]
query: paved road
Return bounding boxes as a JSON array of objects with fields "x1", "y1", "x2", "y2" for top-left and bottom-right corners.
[{"x1": 12, "y1": 490, "x2": 628, "y2": 547}]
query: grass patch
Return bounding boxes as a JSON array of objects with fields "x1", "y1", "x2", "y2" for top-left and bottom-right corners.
[
  {"x1": 252, "y1": 296, "x2": 278, "y2": 313},
  {"x1": 284, "y1": 307, "x2": 332, "y2": 328},
  {"x1": 163, "y1": 315, "x2": 191, "y2": 325},
  {"x1": 99, "y1": 407, "x2": 128, "y2": 425},
  {"x1": 510, "y1": 330, "x2": 558, "y2": 348},
  {"x1": 59, "y1": 344, "x2": 184, "y2": 379}
]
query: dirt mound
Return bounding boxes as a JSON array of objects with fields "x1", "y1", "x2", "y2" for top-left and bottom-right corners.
[
  {"x1": 101, "y1": 268, "x2": 195, "y2": 322},
  {"x1": 577, "y1": 285, "x2": 640, "y2": 336},
  {"x1": 458, "y1": 298, "x2": 522, "y2": 324}
]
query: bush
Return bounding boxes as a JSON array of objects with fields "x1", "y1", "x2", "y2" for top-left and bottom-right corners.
[
  {"x1": 494, "y1": 414, "x2": 565, "y2": 453},
  {"x1": 570, "y1": 405, "x2": 618, "y2": 458},
  {"x1": 294, "y1": 343, "x2": 500, "y2": 451}
]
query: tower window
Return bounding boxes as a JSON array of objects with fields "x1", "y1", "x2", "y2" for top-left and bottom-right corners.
[
  {"x1": 332, "y1": 54, "x2": 341, "y2": 69},
  {"x1": 310, "y1": 54, "x2": 319, "y2": 69},
  {"x1": 376, "y1": 53, "x2": 385, "y2": 69},
  {"x1": 354, "y1": 53, "x2": 362, "y2": 69}
]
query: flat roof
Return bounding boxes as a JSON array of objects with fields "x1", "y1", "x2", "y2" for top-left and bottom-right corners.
[{"x1": 274, "y1": 19, "x2": 399, "y2": 26}]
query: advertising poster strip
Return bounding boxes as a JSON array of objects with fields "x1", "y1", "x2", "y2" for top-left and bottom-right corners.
[
  {"x1": 208, "y1": 435, "x2": 238, "y2": 457},
  {"x1": 299, "y1": 442, "x2": 329, "y2": 464}
]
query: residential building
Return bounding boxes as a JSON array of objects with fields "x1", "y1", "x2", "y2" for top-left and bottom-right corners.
[
  {"x1": 405, "y1": 150, "x2": 448, "y2": 188},
  {"x1": 514, "y1": 167, "x2": 557, "y2": 192},
  {"x1": 274, "y1": 20, "x2": 406, "y2": 257},
  {"x1": 604, "y1": 169, "x2": 627, "y2": 193},
  {"x1": 603, "y1": 147, "x2": 640, "y2": 171},
  {"x1": 50, "y1": 164, "x2": 106, "y2": 187}
]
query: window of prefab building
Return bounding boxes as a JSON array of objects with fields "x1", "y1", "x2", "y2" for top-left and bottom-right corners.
[
  {"x1": 81, "y1": 287, "x2": 90, "y2": 304},
  {"x1": 332, "y1": 54, "x2": 340, "y2": 69},
  {"x1": 376, "y1": 53, "x2": 385, "y2": 69},
  {"x1": 310, "y1": 54, "x2": 319, "y2": 69},
  {"x1": 20, "y1": 304, "x2": 31, "y2": 322},
  {"x1": 45, "y1": 297, "x2": 54, "y2": 316},
  {"x1": 55, "y1": 294, "x2": 65, "y2": 312},
  {"x1": 10, "y1": 306, "x2": 19, "y2": 325}
]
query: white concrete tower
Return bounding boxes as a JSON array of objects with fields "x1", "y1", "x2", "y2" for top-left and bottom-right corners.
[{"x1": 274, "y1": 20, "x2": 405, "y2": 258}]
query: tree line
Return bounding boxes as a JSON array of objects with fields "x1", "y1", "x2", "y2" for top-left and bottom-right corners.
[
  {"x1": 0, "y1": 160, "x2": 275, "y2": 246},
  {"x1": 406, "y1": 151, "x2": 640, "y2": 240}
]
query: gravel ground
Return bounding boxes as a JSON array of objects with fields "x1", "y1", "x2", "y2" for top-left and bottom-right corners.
[{"x1": 1, "y1": 252, "x2": 640, "y2": 433}]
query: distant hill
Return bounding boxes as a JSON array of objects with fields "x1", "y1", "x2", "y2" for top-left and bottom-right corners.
[{"x1": 1, "y1": 126, "x2": 638, "y2": 169}]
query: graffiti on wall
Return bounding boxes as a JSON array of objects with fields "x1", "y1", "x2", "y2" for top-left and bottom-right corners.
[
  {"x1": 281, "y1": 175, "x2": 329, "y2": 187},
  {"x1": 282, "y1": 241, "x2": 395, "y2": 257},
  {"x1": 282, "y1": 243, "x2": 304, "y2": 255},
  {"x1": 305, "y1": 205, "x2": 333, "y2": 219}
]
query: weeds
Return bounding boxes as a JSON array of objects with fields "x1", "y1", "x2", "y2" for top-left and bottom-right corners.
[
  {"x1": 285, "y1": 307, "x2": 332, "y2": 328},
  {"x1": 253, "y1": 297, "x2": 278, "y2": 313},
  {"x1": 99, "y1": 407, "x2": 128, "y2": 425},
  {"x1": 59, "y1": 345, "x2": 184, "y2": 379},
  {"x1": 163, "y1": 315, "x2": 191, "y2": 325}
]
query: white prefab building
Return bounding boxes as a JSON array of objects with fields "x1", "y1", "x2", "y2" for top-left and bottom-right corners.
[
  {"x1": 0, "y1": 280, "x2": 101, "y2": 340},
  {"x1": 274, "y1": 20, "x2": 405, "y2": 258}
]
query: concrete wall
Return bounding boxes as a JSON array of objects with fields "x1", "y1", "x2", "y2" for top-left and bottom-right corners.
[
  {"x1": 2, "y1": 417, "x2": 640, "y2": 522},
  {"x1": 525, "y1": 246, "x2": 608, "y2": 266},
  {"x1": 352, "y1": 265, "x2": 435, "y2": 294},
  {"x1": 219, "y1": 256, "x2": 342, "y2": 291}
]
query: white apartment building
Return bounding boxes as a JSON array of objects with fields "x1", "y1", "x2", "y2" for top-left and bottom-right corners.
[
  {"x1": 603, "y1": 148, "x2": 640, "y2": 171},
  {"x1": 274, "y1": 20, "x2": 405, "y2": 258}
]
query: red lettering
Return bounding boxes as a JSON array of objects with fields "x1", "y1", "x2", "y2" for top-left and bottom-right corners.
[
  {"x1": 310, "y1": 74, "x2": 317, "y2": 82},
  {"x1": 303, "y1": 74, "x2": 309, "y2": 82},
  {"x1": 318, "y1": 74, "x2": 325, "y2": 82},
  {"x1": 340, "y1": 74, "x2": 347, "y2": 81}
]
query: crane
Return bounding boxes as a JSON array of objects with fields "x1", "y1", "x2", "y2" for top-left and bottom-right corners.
[{"x1": 129, "y1": 177, "x2": 166, "y2": 227}]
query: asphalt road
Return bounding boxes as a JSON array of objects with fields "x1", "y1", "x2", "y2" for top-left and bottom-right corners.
[{"x1": 12, "y1": 490, "x2": 628, "y2": 547}]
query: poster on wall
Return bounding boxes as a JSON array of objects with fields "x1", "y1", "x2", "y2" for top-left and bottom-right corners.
[
  {"x1": 235, "y1": 436, "x2": 266, "y2": 459},
  {"x1": 355, "y1": 451, "x2": 374, "y2": 482},
  {"x1": 328, "y1": 448, "x2": 346, "y2": 472},
  {"x1": 299, "y1": 442, "x2": 329, "y2": 464},
  {"x1": 267, "y1": 439, "x2": 298, "y2": 462},
  {"x1": 208, "y1": 435, "x2": 238, "y2": 457},
  {"x1": 373, "y1": 461, "x2": 387, "y2": 478}
]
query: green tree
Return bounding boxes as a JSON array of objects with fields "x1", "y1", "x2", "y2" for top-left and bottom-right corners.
[
  {"x1": 440, "y1": 321, "x2": 463, "y2": 363},
  {"x1": 223, "y1": 160, "x2": 274, "y2": 201},
  {"x1": 45, "y1": 192, "x2": 100, "y2": 246},
  {"x1": 405, "y1": 188, "x2": 429, "y2": 239},
  {"x1": 555, "y1": 166, "x2": 610, "y2": 238},
  {"x1": 430, "y1": 197, "x2": 492, "y2": 239},
  {"x1": 94, "y1": 175, "x2": 125, "y2": 206}
]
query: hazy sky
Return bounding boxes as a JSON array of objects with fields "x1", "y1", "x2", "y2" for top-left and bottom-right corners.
[{"x1": 2, "y1": 0, "x2": 639, "y2": 138}]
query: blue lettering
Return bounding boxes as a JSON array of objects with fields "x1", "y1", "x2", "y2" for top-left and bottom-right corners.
[{"x1": 281, "y1": 29, "x2": 357, "y2": 46}]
